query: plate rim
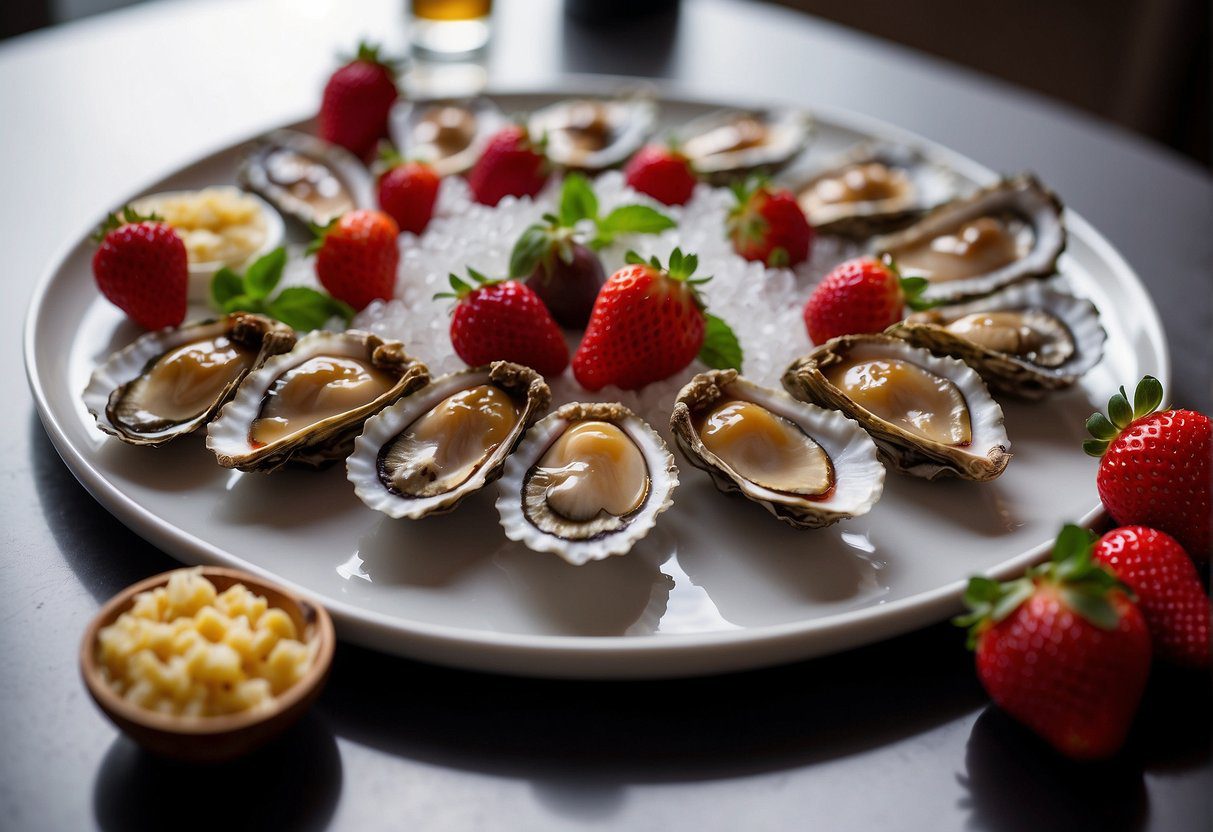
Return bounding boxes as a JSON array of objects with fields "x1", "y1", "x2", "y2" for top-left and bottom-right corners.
[{"x1": 23, "y1": 76, "x2": 1171, "y2": 678}]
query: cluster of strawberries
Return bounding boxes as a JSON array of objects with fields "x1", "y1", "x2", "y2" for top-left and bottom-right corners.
[{"x1": 957, "y1": 375, "x2": 1211, "y2": 760}]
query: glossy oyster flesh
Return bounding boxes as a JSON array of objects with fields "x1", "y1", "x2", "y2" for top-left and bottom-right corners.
[
  {"x1": 347, "y1": 362, "x2": 551, "y2": 519},
  {"x1": 889, "y1": 281, "x2": 1106, "y2": 399},
  {"x1": 206, "y1": 330, "x2": 428, "y2": 472},
  {"x1": 83, "y1": 314, "x2": 297, "y2": 446},
  {"x1": 238, "y1": 130, "x2": 375, "y2": 227},
  {"x1": 871, "y1": 174, "x2": 1064, "y2": 302},
  {"x1": 790, "y1": 144, "x2": 960, "y2": 237},
  {"x1": 496, "y1": 402, "x2": 678, "y2": 565},
  {"x1": 528, "y1": 95, "x2": 657, "y2": 170},
  {"x1": 671, "y1": 370, "x2": 884, "y2": 528},
  {"x1": 389, "y1": 96, "x2": 504, "y2": 177},
  {"x1": 782, "y1": 335, "x2": 1011, "y2": 481},
  {"x1": 677, "y1": 107, "x2": 811, "y2": 180}
]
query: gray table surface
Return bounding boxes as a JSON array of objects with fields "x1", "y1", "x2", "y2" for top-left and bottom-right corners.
[{"x1": 2, "y1": 1, "x2": 1209, "y2": 830}]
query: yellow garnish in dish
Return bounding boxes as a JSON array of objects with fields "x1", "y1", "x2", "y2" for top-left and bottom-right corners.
[
  {"x1": 95, "y1": 569, "x2": 314, "y2": 717},
  {"x1": 135, "y1": 187, "x2": 268, "y2": 268}
]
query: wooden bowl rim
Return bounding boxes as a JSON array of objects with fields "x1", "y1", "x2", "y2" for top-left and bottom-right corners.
[{"x1": 80, "y1": 566, "x2": 335, "y2": 737}]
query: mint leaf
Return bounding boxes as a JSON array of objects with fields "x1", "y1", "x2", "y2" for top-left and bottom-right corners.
[
  {"x1": 594, "y1": 205, "x2": 676, "y2": 246},
  {"x1": 509, "y1": 224, "x2": 552, "y2": 278},
  {"x1": 698, "y1": 313, "x2": 742, "y2": 370},
  {"x1": 211, "y1": 268, "x2": 244, "y2": 308},
  {"x1": 559, "y1": 173, "x2": 598, "y2": 227},
  {"x1": 245, "y1": 247, "x2": 286, "y2": 299},
  {"x1": 221, "y1": 293, "x2": 259, "y2": 315},
  {"x1": 267, "y1": 287, "x2": 351, "y2": 331}
]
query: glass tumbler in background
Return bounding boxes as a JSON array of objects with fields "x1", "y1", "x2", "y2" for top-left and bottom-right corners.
[{"x1": 409, "y1": 0, "x2": 493, "y2": 57}]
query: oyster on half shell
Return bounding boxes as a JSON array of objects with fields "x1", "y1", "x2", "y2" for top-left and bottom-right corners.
[
  {"x1": 529, "y1": 94, "x2": 658, "y2": 171},
  {"x1": 888, "y1": 281, "x2": 1106, "y2": 399},
  {"x1": 782, "y1": 335, "x2": 1011, "y2": 481},
  {"x1": 83, "y1": 314, "x2": 296, "y2": 446},
  {"x1": 347, "y1": 362, "x2": 551, "y2": 519},
  {"x1": 238, "y1": 130, "x2": 375, "y2": 228},
  {"x1": 206, "y1": 330, "x2": 428, "y2": 472},
  {"x1": 496, "y1": 402, "x2": 678, "y2": 565},
  {"x1": 671, "y1": 370, "x2": 885, "y2": 529},
  {"x1": 871, "y1": 174, "x2": 1064, "y2": 302},
  {"x1": 389, "y1": 96, "x2": 504, "y2": 177},
  {"x1": 677, "y1": 107, "x2": 812, "y2": 181},
  {"x1": 789, "y1": 143, "x2": 960, "y2": 238}
]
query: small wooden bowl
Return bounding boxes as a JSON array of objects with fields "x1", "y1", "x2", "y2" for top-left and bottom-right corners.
[{"x1": 81, "y1": 566, "x2": 335, "y2": 763}]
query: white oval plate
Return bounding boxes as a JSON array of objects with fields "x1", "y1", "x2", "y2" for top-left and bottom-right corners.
[{"x1": 25, "y1": 85, "x2": 1168, "y2": 679}]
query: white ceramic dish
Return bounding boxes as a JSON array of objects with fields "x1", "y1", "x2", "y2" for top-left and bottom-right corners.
[{"x1": 24, "y1": 85, "x2": 1169, "y2": 679}]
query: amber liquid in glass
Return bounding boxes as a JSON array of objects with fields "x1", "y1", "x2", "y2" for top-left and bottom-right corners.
[
  {"x1": 412, "y1": 0, "x2": 492, "y2": 21},
  {"x1": 410, "y1": 0, "x2": 492, "y2": 55}
]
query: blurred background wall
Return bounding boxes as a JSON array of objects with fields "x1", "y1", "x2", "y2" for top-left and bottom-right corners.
[{"x1": 2, "y1": 0, "x2": 1208, "y2": 167}]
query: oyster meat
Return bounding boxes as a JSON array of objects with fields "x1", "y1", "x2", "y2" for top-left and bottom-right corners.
[
  {"x1": 496, "y1": 402, "x2": 678, "y2": 565},
  {"x1": 783, "y1": 334, "x2": 1011, "y2": 481},
  {"x1": 528, "y1": 95, "x2": 657, "y2": 171},
  {"x1": 889, "y1": 281, "x2": 1106, "y2": 399},
  {"x1": 83, "y1": 314, "x2": 296, "y2": 446},
  {"x1": 347, "y1": 362, "x2": 551, "y2": 519},
  {"x1": 390, "y1": 96, "x2": 503, "y2": 177},
  {"x1": 207, "y1": 330, "x2": 428, "y2": 472},
  {"x1": 872, "y1": 174, "x2": 1064, "y2": 302},
  {"x1": 671, "y1": 370, "x2": 884, "y2": 528},
  {"x1": 238, "y1": 130, "x2": 374, "y2": 227},
  {"x1": 677, "y1": 107, "x2": 811, "y2": 180},
  {"x1": 790, "y1": 144, "x2": 959, "y2": 237}
]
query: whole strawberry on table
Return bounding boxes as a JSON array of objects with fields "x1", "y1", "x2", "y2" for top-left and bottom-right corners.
[
  {"x1": 91, "y1": 206, "x2": 188, "y2": 330},
  {"x1": 508, "y1": 173, "x2": 675, "y2": 328},
  {"x1": 726, "y1": 177, "x2": 814, "y2": 268},
  {"x1": 802, "y1": 255, "x2": 933, "y2": 344},
  {"x1": 318, "y1": 42, "x2": 401, "y2": 160},
  {"x1": 438, "y1": 268, "x2": 569, "y2": 378},
  {"x1": 572, "y1": 248, "x2": 741, "y2": 391}
]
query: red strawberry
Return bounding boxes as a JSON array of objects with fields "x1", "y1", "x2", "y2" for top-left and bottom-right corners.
[
  {"x1": 311, "y1": 209, "x2": 400, "y2": 311},
  {"x1": 91, "y1": 207, "x2": 187, "y2": 330},
  {"x1": 726, "y1": 179, "x2": 813, "y2": 268},
  {"x1": 318, "y1": 42, "x2": 400, "y2": 159},
  {"x1": 1084, "y1": 376, "x2": 1212, "y2": 560},
  {"x1": 572, "y1": 248, "x2": 740, "y2": 391},
  {"x1": 956, "y1": 524, "x2": 1152, "y2": 759},
  {"x1": 803, "y1": 256, "x2": 930, "y2": 344},
  {"x1": 624, "y1": 144, "x2": 697, "y2": 206},
  {"x1": 440, "y1": 269, "x2": 568, "y2": 378},
  {"x1": 467, "y1": 125, "x2": 549, "y2": 207},
  {"x1": 377, "y1": 150, "x2": 440, "y2": 235},
  {"x1": 1093, "y1": 525, "x2": 1211, "y2": 668}
]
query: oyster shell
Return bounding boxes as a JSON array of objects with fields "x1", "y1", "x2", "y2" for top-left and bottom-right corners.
[
  {"x1": 670, "y1": 370, "x2": 884, "y2": 528},
  {"x1": 237, "y1": 130, "x2": 374, "y2": 228},
  {"x1": 528, "y1": 94, "x2": 657, "y2": 171},
  {"x1": 496, "y1": 402, "x2": 678, "y2": 565},
  {"x1": 872, "y1": 174, "x2": 1064, "y2": 302},
  {"x1": 389, "y1": 96, "x2": 503, "y2": 177},
  {"x1": 789, "y1": 144, "x2": 960, "y2": 237},
  {"x1": 782, "y1": 335, "x2": 1011, "y2": 481},
  {"x1": 677, "y1": 107, "x2": 811, "y2": 181},
  {"x1": 888, "y1": 281, "x2": 1106, "y2": 399},
  {"x1": 346, "y1": 362, "x2": 551, "y2": 519},
  {"x1": 83, "y1": 314, "x2": 296, "y2": 446},
  {"x1": 207, "y1": 330, "x2": 428, "y2": 472}
]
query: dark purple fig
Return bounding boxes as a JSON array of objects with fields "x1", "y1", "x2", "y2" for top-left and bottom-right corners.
[{"x1": 524, "y1": 240, "x2": 605, "y2": 329}]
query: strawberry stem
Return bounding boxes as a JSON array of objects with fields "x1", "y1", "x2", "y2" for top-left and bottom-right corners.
[{"x1": 1083, "y1": 375, "x2": 1165, "y2": 457}]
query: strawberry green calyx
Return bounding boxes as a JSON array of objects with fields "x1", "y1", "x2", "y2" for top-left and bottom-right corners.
[
  {"x1": 91, "y1": 205, "x2": 166, "y2": 243},
  {"x1": 435, "y1": 267, "x2": 500, "y2": 302},
  {"x1": 343, "y1": 40, "x2": 404, "y2": 74},
  {"x1": 880, "y1": 254, "x2": 936, "y2": 312},
  {"x1": 954, "y1": 524, "x2": 1133, "y2": 649},
  {"x1": 1083, "y1": 375, "x2": 1165, "y2": 457}
]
